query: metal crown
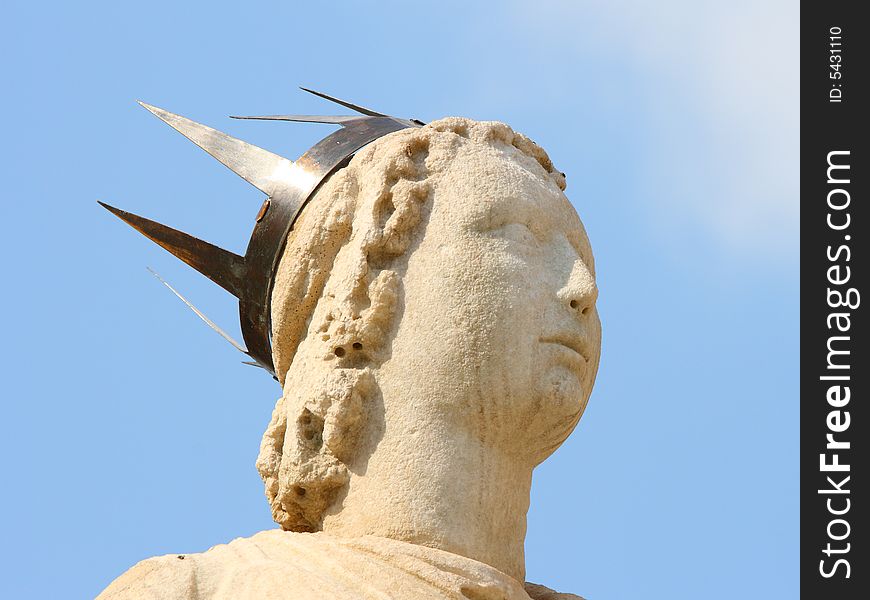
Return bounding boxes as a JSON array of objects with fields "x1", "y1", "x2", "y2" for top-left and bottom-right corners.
[{"x1": 100, "y1": 88, "x2": 423, "y2": 378}]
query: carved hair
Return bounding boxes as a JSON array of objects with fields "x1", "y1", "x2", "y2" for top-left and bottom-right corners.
[{"x1": 256, "y1": 117, "x2": 566, "y2": 531}]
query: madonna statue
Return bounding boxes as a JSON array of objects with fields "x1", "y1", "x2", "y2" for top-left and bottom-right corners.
[{"x1": 99, "y1": 114, "x2": 601, "y2": 600}]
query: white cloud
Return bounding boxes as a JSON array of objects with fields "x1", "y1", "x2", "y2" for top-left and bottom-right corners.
[{"x1": 508, "y1": 1, "x2": 799, "y2": 262}]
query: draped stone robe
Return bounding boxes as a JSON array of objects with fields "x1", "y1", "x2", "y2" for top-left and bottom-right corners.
[{"x1": 98, "y1": 530, "x2": 583, "y2": 600}]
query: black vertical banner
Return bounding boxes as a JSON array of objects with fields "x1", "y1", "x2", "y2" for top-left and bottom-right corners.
[{"x1": 802, "y1": 4, "x2": 868, "y2": 598}]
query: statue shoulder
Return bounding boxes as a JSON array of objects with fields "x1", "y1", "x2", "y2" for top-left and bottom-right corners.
[
  {"x1": 97, "y1": 531, "x2": 587, "y2": 600},
  {"x1": 97, "y1": 553, "x2": 197, "y2": 600},
  {"x1": 524, "y1": 581, "x2": 586, "y2": 600},
  {"x1": 96, "y1": 530, "x2": 305, "y2": 600}
]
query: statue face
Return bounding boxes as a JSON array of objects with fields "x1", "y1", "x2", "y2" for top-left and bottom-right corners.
[
  {"x1": 262, "y1": 123, "x2": 600, "y2": 531},
  {"x1": 378, "y1": 143, "x2": 601, "y2": 464}
]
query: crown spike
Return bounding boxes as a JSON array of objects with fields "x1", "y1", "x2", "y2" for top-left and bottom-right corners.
[
  {"x1": 104, "y1": 90, "x2": 420, "y2": 381},
  {"x1": 298, "y1": 87, "x2": 388, "y2": 117},
  {"x1": 229, "y1": 114, "x2": 366, "y2": 126},
  {"x1": 99, "y1": 201, "x2": 247, "y2": 299},
  {"x1": 146, "y1": 267, "x2": 247, "y2": 354},
  {"x1": 137, "y1": 101, "x2": 296, "y2": 198},
  {"x1": 146, "y1": 268, "x2": 276, "y2": 377}
]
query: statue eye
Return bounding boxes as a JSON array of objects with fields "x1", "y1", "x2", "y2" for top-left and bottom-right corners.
[{"x1": 498, "y1": 222, "x2": 538, "y2": 245}]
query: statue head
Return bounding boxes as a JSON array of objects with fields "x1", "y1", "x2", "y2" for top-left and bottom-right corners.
[{"x1": 257, "y1": 117, "x2": 601, "y2": 533}]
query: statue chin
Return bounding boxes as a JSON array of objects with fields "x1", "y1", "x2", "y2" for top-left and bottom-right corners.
[{"x1": 99, "y1": 116, "x2": 599, "y2": 600}]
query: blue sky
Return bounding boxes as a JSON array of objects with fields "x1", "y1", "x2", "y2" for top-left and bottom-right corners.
[{"x1": 0, "y1": 1, "x2": 798, "y2": 598}]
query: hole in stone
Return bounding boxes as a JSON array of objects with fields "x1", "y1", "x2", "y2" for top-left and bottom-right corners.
[
  {"x1": 352, "y1": 342, "x2": 363, "y2": 350},
  {"x1": 298, "y1": 408, "x2": 324, "y2": 448},
  {"x1": 322, "y1": 334, "x2": 331, "y2": 341},
  {"x1": 570, "y1": 300, "x2": 578, "y2": 309},
  {"x1": 582, "y1": 306, "x2": 591, "y2": 316},
  {"x1": 334, "y1": 347, "x2": 346, "y2": 357},
  {"x1": 294, "y1": 486, "x2": 306, "y2": 497}
]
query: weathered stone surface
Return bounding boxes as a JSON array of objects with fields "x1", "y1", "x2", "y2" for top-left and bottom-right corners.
[
  {"x1": 100, "y1": 117, "x2": 600, "y2": 599},
  {"x1": 98, "y1": 530, "x2": 584, "y2": 599}
]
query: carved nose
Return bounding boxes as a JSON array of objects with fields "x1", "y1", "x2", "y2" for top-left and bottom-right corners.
[{"x1": 558, "y1": 259, "x2": 598, "y2": 318}]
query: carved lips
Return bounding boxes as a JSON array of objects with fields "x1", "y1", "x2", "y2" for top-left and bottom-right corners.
[{"x1": 538, "y1": 333, "x2": 591, "y2": 374}]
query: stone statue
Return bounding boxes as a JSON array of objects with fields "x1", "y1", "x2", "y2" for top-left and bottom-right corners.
[{"x1": 98, "y1": 115, "x2": 601, "y2": 600}]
